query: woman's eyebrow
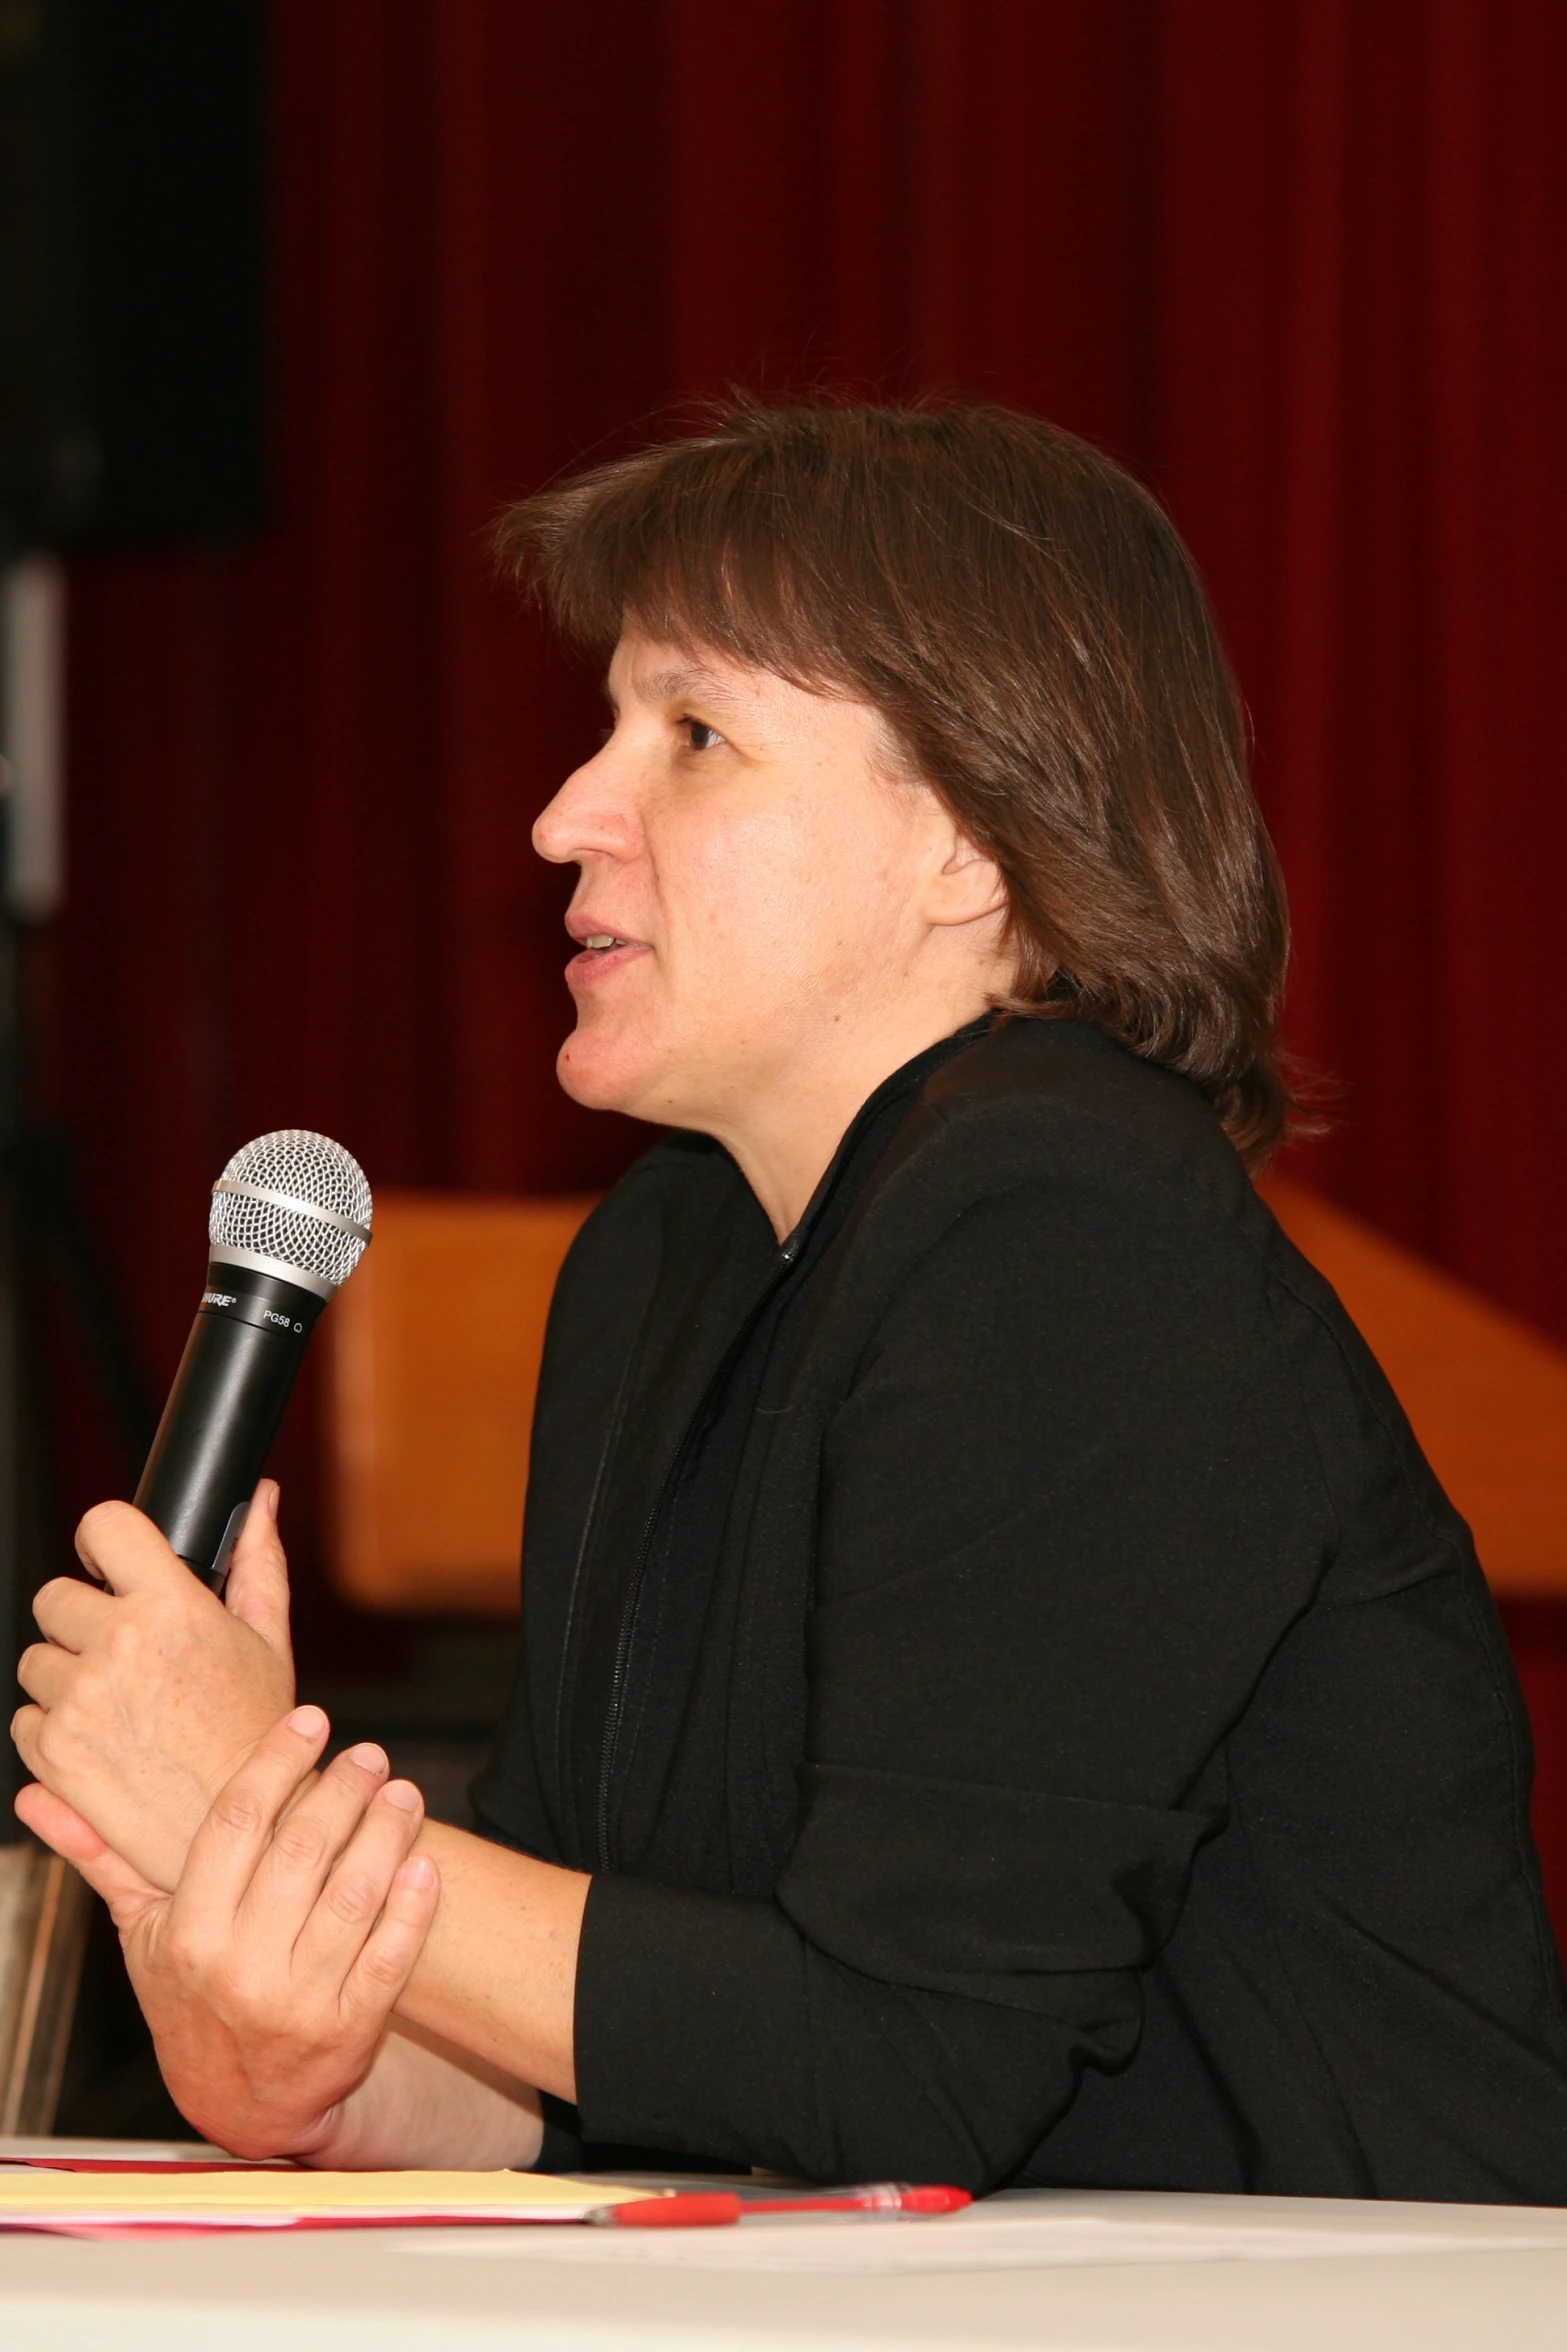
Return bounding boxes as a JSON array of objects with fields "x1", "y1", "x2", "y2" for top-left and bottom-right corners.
[{"x1": 639, "y1": 664, "x2": 746, "y2": 716}]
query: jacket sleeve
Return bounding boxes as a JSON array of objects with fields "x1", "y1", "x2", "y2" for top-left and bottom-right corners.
[{"x1": 571, "y1": 1153, "x2": 1336, "y2": 2186}]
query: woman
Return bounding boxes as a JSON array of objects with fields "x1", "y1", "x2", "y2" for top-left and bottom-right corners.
[{"x1": 15, "y1": 401, "x2": 1567, "y2": 2199}]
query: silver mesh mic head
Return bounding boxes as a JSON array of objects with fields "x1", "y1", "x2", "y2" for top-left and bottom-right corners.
[{"x1": 208, "y1": 1130, "x2": 373, "y2": 1299}]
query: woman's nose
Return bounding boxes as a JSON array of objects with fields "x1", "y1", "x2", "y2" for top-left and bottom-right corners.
[{"x1": 532, "y1": 751, "x2": 637, "y2": 866}]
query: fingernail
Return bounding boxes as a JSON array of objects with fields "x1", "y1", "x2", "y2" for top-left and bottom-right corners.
[
  {"x1": 264, "y1": 1481, "x2": 280, "y2": 1522},
  {"x1": 401, "y1": 1854, "x2": 436, "y2": 1887},
  {"x1": 344, "y1": 1742, "x2": 388, "y2": 1776},
  {"x1": 286, "y1": 1704, "x2": 328, "y2": 1738},
  {"x1": 383, "y1": 1780, "x2": 421, "y2": 1812}
]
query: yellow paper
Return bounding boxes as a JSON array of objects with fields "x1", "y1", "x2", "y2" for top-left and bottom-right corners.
[{"x1": 0, "y1": 2167, "x2": 644, "y2": 2224}]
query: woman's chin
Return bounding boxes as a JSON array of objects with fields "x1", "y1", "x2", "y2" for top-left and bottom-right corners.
[{"x1": 555, "y1": 1030, "x2": 654, "y2": 1117}]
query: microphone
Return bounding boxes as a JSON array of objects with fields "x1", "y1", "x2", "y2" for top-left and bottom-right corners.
[{"x1": 133, "y1": 1130, "x2": 373, "y2": 1593}]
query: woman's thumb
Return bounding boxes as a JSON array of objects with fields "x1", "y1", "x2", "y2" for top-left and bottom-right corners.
[{"x1": 223, "y1": 1479, "x2": 293, "y2": 1653}]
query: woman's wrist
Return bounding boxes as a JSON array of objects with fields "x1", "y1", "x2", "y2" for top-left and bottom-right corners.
[
  {"x1": 286, "y1": 2023, "x2": 546, "y2": 2171},
  {"x1": 281, "y1": 2038, "x2": 417, "y2": 2168},
  {"x1": 286, "y1": 2100, "x2": 403, "y2": 2169},
  {"x1": 279, "y1": 2098, "x2": 357, "y2": 2167}
]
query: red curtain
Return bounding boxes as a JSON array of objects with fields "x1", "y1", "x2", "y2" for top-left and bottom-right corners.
[{"x1": 43, "y1": 1, "x2": 1567, "y2": 1896}]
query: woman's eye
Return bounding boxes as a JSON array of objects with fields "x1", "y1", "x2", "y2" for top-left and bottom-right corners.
[{"x1": 683, "y1": 718, "x2": 725, "y2": 752}]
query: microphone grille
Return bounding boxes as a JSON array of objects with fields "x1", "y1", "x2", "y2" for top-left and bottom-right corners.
[{"x1": 208, "y1": 1129, "x2": 374, "y2": 1292}]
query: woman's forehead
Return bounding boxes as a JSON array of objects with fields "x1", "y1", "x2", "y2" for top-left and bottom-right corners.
[
  {"x1": 607, "y1": 636, "x2": 749, "y2": 709},
  {"x1": 606, "y1": 635, "x2": 825, "y2": 729}
]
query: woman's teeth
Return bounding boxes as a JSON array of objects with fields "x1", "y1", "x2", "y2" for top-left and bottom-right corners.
[{"x1": 584, "y1": 934, "x2": 625, "y2": 951}]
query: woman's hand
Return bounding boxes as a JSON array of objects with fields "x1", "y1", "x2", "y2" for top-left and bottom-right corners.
[
  {"x1": 11, "y1": 1483, "x2": 296, "y2": 1890},
  {"x1": 22, "y1": 1706, "x2": 440, "y2": 2160}
]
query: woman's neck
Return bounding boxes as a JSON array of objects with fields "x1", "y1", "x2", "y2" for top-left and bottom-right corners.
[{"x1": 706, "y1": 1001, "x2": 993, "y2": 1240}]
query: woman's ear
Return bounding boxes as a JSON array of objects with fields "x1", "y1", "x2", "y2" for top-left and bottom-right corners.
[{"x1": 926, "y1": 827, "x2": 1010, "y2": 930}]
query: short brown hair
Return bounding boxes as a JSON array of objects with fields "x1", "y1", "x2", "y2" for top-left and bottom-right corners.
[{"x1": 496, "y1": 399, "x2": 1294, "y2": 1166}]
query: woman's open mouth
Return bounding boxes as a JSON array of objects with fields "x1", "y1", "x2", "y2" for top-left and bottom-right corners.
[{"x1": 566, "y1": 931, "x2": 650, "y2": 985}]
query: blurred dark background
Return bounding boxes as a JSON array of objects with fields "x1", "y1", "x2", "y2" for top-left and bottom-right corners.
[{"x1": 4, "y1": 0, "x2": 1566, "y2": 2128}]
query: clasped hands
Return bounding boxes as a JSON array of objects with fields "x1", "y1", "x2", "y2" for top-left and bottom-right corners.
[{"x1": 10, "y1": 1484, "x2": 441, "y2": 2158}]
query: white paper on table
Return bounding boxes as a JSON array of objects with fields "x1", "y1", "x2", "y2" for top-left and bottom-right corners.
[{"x1": 392, "y1": 2189, "x2": 1567, "y2": 2275}]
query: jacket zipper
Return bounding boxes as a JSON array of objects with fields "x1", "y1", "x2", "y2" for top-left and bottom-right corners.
[
  {"x1": 594, "y1": 1238, "x2": 802, "y2": 1873},
  {"x1": 586, "y1": 1022, "x2": 983, "y2": 1871}
]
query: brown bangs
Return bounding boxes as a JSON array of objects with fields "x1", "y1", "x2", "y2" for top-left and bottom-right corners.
[{"x1": 497, "y1": 418, "x2": 949, "y2": 696}]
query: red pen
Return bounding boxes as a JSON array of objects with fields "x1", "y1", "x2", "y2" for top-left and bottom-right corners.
[{"x1": 589, "y1": 2182, "x2": 972, "y2": 2228}]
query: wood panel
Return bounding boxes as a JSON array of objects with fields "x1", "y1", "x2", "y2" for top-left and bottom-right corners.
[
  {"x1": 1262, "y1": 1176, "x2": 1567, "y2": 1596},
  {"x1": 322, "y1": 1178, "x2": 1567, "y2": 1614},
  {"x1": 321, "y1": 1193, "x2": 598, "y2": 1614}
]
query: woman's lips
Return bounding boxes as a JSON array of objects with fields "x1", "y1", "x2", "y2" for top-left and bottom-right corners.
[{"x1": 566, "y1": 933, "x2": 651, "y2": 987}]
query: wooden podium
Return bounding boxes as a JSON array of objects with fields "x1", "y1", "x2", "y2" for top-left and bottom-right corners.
[{"x1": 321, "y1": 1183, "x2": 1567, "y2": 1613}]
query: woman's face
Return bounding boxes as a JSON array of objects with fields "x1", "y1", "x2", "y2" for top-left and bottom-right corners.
[{"x1": 533, "y1": 631, "x2": 1004, "y2": 1135}]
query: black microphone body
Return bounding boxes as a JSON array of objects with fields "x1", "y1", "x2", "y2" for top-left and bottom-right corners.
[
  {"x1": 129, "y1": 1128, "x2": 372, "y2": 1595},
  {"x1": 135, "y1": 1265, "x2": 325, "y2": 1590}
]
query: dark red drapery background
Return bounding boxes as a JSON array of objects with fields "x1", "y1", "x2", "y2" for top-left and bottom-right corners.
[{"x1": 38, "y1": 1, "x2": 1567, "y2": 1913}]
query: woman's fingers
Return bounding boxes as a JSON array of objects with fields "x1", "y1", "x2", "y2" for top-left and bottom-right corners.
[
  {"x1": 66, "y1": 1710, "x2": 437, "y2": 2167},
  {"x1": 223, "y1": 1481, "x2": 294, "y2": 1658},
  {"x1": 341, "y1": 1851, "x2": 440, "y2": 2027},
  {"x1": 9, "y1": 1702, "x2": 44, "y2": 1783},
  {"x1": 56, "y1": 1839, "x2": 166, "y2": 1932},
  {"x1": 14, "y1": 1639, "x2": 73, "y2": 1707},
  {"x1": 15, "y1": 1779, "x2": 113, "y2": 1865},
  {"x1": 15, "y1": 1782, "x2": 167, "y2": 1931},
  {"x1": 19, "y1": 1495, "x2": 299, "y2": 1898},
  {"x1": 287, "y1": 1778, "x2": 428, "y2": 1986},
  {"x1": 74, "y1": 1500, "x2": 191, "y2": 1598},
  {"x1": 176, "y1": 1704, "x2": 334, "y2": 1919},
  {"x1": 238, "y1": 1740, "x2": 392, "y2": 1931},
  {"x1": 30, "y1": 1574, "x2": 111, "y2": 1652}
]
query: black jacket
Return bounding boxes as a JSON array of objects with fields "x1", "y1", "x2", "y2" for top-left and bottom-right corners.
[{"x1": 473, "y1": 1017, "x2": 1567, "y2": 2199}]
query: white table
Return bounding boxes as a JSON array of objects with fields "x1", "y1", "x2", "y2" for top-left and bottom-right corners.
[{"x1": 4, "y1": 2139, "x2": 1567, "y2": 2351}]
